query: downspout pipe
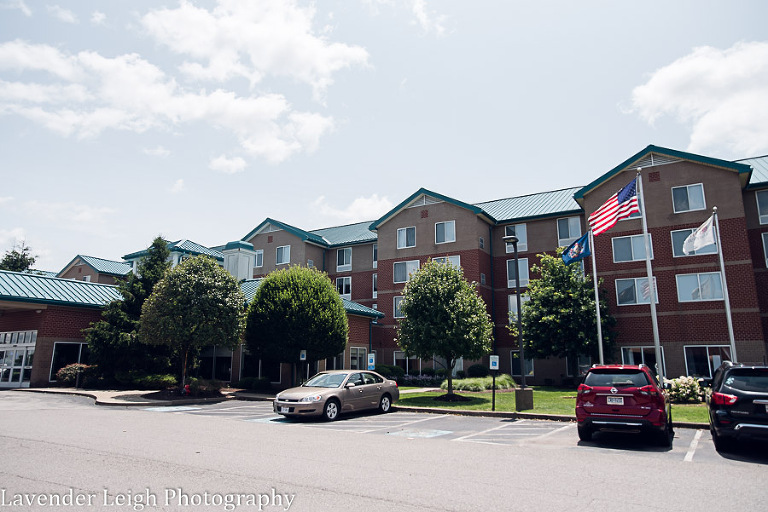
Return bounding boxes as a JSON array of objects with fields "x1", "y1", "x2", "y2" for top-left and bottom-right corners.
[{"x1": 488, "y1": 225, "x2": 497, "y2": 353}]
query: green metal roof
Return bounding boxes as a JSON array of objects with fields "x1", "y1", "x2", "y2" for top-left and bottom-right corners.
[
  {"x1": 575, "y1": 145, "x2": 753, "y2": 201},
  {"x1": 0, "y1": 270, "x2": 121, "y2": 309},
  {"x1": 475, "y1": 187, "x2": 583, "y2": 223},
  {"x1": 370, "y1": 188, "x2": 494, "y2": 231},
  {"x1": 310, "y1": 221, "x2": 377, "y2": 247},
  {"x1": 123, "y1": 239, "x2": 223, "y2": 261},
  {"x1": 241, "y1": 218, "x2": 327, "y2": 246},
  {"x1": 59, "y1": 255, "x2": 132, "y2": 277},
  {"x1": 239, "y1": 278, "x2": 383, "y2": 318},
  {"x1": 738, "y1": 155, "x2": 768, "y2": 188}
]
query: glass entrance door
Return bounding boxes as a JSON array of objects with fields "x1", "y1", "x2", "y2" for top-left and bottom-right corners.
[{"x1": 0, "y1": 331, "x2": 36, "y2": 388}]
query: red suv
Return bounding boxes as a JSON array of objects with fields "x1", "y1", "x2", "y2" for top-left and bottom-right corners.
[{"x1": 576, "y1": 364, "x2": 672, "y2": 446}]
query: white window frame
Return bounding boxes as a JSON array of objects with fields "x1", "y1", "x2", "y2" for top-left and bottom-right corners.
[
  {"x1": 763, "y1": 232, "x2": 768, "y2": 268},
  {"x1": 255, "y1": 249, "x2": 264, "y2": 268},
  {"x1": 435, "y1": 220, "x2": 456, "y2": 244},
  {"x1": 506, "y1": 258, "x2": 529, "y2": 288},
  {"x1": 372, "y1": 274, "x2": 378, "y2": 299},
  {"x1": 372, "y1": 243, "x2": 378, "y2": 269},
  {"x1": 566, "y1": 354, "x2": 593, "y2": 377},
  {"x1": 393, "y1": 296, "x2": 404, "y2": 318},
  {"x1": 756, "y1": 190, "x2": 768, "y2": 225},
  {"x1": 276, "y1": 245, "x2": 290, "y2": 265},
  {"x1": 672, "y1": 183, "x2": 706, "y2": 213},
  {"x1": 508, "y1": 293, "x2": 530, "y2": 324},
  {"x1": 433, "y1": 255, "x2": 461, "y2": 267},
  {"x1": 349, "y1": 347, "x2": 367, "y2": 371},
  {"x1": 676, "y1": 272, "x2": 723, "y2": 302},
  {"x1": 616, "y1": 277, "x2": 658, "y2": 306},
  {"x1": 505, "y1": 224, "x2": 528, "y2": 252},
  {"x1": 397, "y1": 227, "x2": 416, "y2": 249},
  {"x1": 336, "y1": 276, "x2": 351, "y2": 300},
  {"x1": 683, "y1": 345, "x2": 732, "y2": 378},
  {"x1": 336, "y1": 247, "x2": 352, "y2": 272},
  {"x1": 510, "y1": 350, "x2": 534, "y2": 378},
  {"x1": 612, "y1": 234, "x2": 653, "y2": 263},
  {"x1": 393, "y1": 260, "x2": 420, "y2": 284},
  {"x1": 557, "y1": 217, "x2": 581, "y2": 247},
  {"x1": 621, "y1": 346, "x2": 667, "y2": 376},
  {"x1": 671, "y1": 228, "x2": 718, "y2": 257}
]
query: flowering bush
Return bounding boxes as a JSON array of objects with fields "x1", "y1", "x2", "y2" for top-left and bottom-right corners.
[
  {"x1": 55, "y1": 363, "x2": 97, "y2": 386},
  {"x1": 664, "y1": 375, "x2": 704, "y2": 403}
]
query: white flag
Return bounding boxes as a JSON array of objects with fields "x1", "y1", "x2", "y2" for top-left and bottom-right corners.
[{"x1": 682, "y1": 215, "x2": 716, "y2": 255}]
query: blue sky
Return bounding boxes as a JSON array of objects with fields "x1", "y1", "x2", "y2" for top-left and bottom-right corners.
[{"x1": 2, "y1": 0, "x2": 767, "y2": 271}]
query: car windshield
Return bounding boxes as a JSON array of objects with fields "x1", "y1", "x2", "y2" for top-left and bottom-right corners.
[
  {"x1": 584, "y1": 370, "x2": 650, "y2": 388},
  {"x1": 303, "y1": 373, "x2": 347, "y2": 388},
  {"x1": 724, "y1": 370, "x2": 768, "y2": 392}
]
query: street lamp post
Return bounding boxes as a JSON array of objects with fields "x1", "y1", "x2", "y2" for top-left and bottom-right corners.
[{"x1": 503, "y1": 234, "x2": 526, "y2": 389}]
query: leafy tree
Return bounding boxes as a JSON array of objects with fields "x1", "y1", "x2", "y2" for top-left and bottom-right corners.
[
  {"x1": 84, "y1": 237, "x2": 173, "y2": 381},
  {"x1": 0, "y1": 240, "x2": 36, "y2": 272},
  {"x1": 396, "y1": 259, "x2": 493, "y2": 397},
  {"x1": 245, "y1": 266, "x2": 348, "y2": 383},
  {"x1": 509, "y1": 249, "x2": 616, "y2": 377},
  {"x1": 139, "y1": 256, "x2": 246, "y2": 385}
]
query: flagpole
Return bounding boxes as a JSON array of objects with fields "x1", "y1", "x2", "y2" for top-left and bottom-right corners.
[
  {"x1": 589, "y1": 230, "x2": 605, "y2": 364},
  {"x1": 712, "y1": 207, "x2": 738, "y2": 362},
  {"x1": 636, "y1": 169, "x2": 665, "y2": 384}
]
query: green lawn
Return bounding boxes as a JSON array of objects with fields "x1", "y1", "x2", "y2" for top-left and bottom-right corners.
[{"x1": 397, "y1": 386, "x2": 709, "y2": 424}]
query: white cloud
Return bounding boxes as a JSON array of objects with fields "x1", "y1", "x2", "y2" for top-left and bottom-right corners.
[
  {"x1": 91, "y1": 11, "x2": 106, "y2": 25},
  {"x1": 170, "y1": 179, "x2": 184, "y2": 193},
  {"x1": 311, "y1": 194, "x2": 394, "y2": 224},
  {"x1": 0, "y1": 196, "x2": 14, "y2": 205},
  {"x1": 409, "y1": 0, "x2": 446, "y2": 36},
  {"x1": 0, "y1": 227, "x2": 26, "y2": 248},
  {"x1": 142, "y1": 145, "x2": 170, "y2": 157},
  {"x1": 1, "y1": 1, "x2": 31, "y2": 16},
  {"x1": 47, "y1": 4, "x2": 78, "y2": 24},
  {"x1": 141, "y1": 0, "x2": 369, "y2": 100},
  {"x1": 21, "y1": 201, "x2": 116, "y2": 233},
  {"x1": 0, "y1": 41, "x2": 336, "y2": 163},
  {"x1": 209, "y1": 154, "x2": 246, "y2": 174},
  {"x1": 629, "y1": 41, "x2": 768, "y2": 157}
]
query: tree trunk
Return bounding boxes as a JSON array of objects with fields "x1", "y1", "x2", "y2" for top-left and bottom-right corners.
[{"x1": 181, "y1": 348, "x2": 189, "y2": 388}]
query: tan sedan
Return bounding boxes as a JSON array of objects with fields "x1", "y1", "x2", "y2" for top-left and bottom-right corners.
[{"x1": 273, "y1": 370, "x2": 400, "y2": 421}]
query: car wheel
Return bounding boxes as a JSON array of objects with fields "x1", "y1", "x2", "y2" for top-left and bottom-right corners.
[
  {"x1": 577, "y1": 425, "x2": 592, "y2": 442},
  {"x1": 711, "y1": 428, "x2": 731, "y2": 453},
  {"x1": 323, "y1": 399, "x2": 340, "y2": 421},
  {"x1": 378, "y1": 394, "x2": 392, "y2": 413},
  {"x1": 657, "y1": 421, "x2": 673, "y2": 448}
]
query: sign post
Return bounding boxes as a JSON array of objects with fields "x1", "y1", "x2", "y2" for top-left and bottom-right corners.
[
  {"x1": 367, "y1": 353, "x2": 376, "y2": 370},
  {"x1": 489, "y1": 355, "x2": 500, "y2": 412}
]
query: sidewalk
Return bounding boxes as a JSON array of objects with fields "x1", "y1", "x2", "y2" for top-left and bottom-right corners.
[{"x1": 13, "y1": 387, "x2": 708, "y2": 428}]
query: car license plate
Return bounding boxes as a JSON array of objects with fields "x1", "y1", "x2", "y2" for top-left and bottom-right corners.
[
  {"x1": 607, "y1": 396, "x2": 624, "y2": 405},
  {"x1": 280, "y1": 407, "x2": 290, "y2": 413}
]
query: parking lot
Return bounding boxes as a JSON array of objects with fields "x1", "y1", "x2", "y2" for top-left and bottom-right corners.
[{"x1": 140, "y1": 400, "x2": 768, "y2": 466}]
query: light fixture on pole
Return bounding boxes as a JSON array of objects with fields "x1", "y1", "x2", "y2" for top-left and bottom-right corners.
[{"x1": 503, "y1": 234, "x2": 526, "y2": 390}]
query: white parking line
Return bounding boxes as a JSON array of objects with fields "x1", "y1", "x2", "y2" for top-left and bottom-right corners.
[
  {"x1": 453, "y1": 423, "x2": 509, "y2": 442},
  {"x1": 144, "y1": 406, "x2": 202, "y2": 412},
  {"x1": 684, "y1": 429, "x2": 703, "y2": 462}
]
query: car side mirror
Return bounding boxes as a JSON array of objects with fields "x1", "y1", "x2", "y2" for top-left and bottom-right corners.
[{"x1": 345, "y1": 382, "x2": 356, "y2": 388}]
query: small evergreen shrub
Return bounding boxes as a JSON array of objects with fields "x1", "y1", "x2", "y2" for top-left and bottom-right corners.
[
  {"x1": 467, "y1": 363, "x2": 490, "y2": 378},
  {"x1": 375, "y1": 364, "x2": 405, "y2": 380},
  {"x1": 235, "y1": 377, "x2": 271, "y2": 391},
  {"x1": 132, "y1": 374, "x2": 177, "y2": 389},
  {"x1": 421, "y1": 367, "x2": 436, "y2": 377},
  {"x1": 440, "y1": 374, "x2": 515, "y2": 392},
  {"x1": 188, "y1": 378, "x2": 225, "y2": 396},
  {"x1": 55, "y1": 364, "x2": 97, "y2": 386}
]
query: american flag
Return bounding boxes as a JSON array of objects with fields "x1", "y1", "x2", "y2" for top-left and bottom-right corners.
[{"x1": 588, "y1": 178, "x2": 640, "y2": 236}]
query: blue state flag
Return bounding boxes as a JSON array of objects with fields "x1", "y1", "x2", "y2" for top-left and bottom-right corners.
[{"x1": 562, "y1": 232, "x2": 591, "y2": 265}]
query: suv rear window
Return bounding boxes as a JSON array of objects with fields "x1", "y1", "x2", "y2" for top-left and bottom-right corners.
[
  {"x1": 584, "y1": 369, "x2": 650, "y2": 388},
  {"x1": 723, "y1": 370, "x2": 768, "y2": 392}
]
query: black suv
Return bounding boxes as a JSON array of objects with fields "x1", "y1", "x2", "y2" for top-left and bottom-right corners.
[{"x1": 702, "y1": 362, "x2": 768, "y2": 451}]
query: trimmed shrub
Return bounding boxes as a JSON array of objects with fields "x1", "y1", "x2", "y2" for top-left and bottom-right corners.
[
  {"x1": 132, "y1": 374, "x2": 177, "y2": 389},
  {"x1": 188, "y1": 378, "x2": 225, "y2": 396},
  {"x1": 235, "y1": 377, "x2": 272, "y2": 392},
  {"x1": 421, "y1": 367, "x2": 436, "y2": 377},
  {"x1": 375, "y1": 364, "x2": 405, "y2": 380},
  {"x1": 55, "y1": 364, "x2": 97, "y2": 387},
  {"x1": 467, "y1": 363, "x2": 490, "y2": 378},
  {"x1": 440, "y1": 374, "x2": 515, "y2": 392},
  {"x1": 456, "y1": 370, "x2": 466, "y2": 379},
  {"x1": 400, "y1": 374, "x2": 445, "y2": 388}
]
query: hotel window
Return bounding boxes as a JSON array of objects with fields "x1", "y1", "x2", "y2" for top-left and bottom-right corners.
[
  {"x1": 671, "y1": 229, "x2": 717, "y2": 257},
  {"x1": 372, "y1": 274, "x2": 378, "y2": 298},
  {"x1": 510, "y1": 351, "x2": 534, "y2": 378},
  {"x1": 621, "y1": 346, "x2": 666, "y2": 376},
  {"x1": 506, "y1": 258, "x2": 529, "y2": 288},
  {"x1": 337, "y1": 248, "x2": 352, "y2": 272},
  {"x1": 397, "y1": 227, "x2": 416, "y2": 249},
  {"x1": 612, "y1": 234, "x2": 652, "y2": 263},
  {"x1": 763, "y1": 233, "x2": 768, "y2": 267},
  {"x1": 372, "y1": 243, "x2": 378, "y2": 269},
  {"x1": 393, "y1": 296, "x2": 404, "y2": 318},
  {"x1": 433, "y1": 255, "x2": 460, "y2": 267},
  {"x1": 435, "y1": 221, "x2": 456, "y2": 244},
  {"x1": 676, "y1": 272, "x2": 723, "y2": 302},
  {"x1": 508, "y1": 293, "x2": 530, "y2": 324},
  {"x1": 336, "y1": 277, "x2": 351, "y2": 300},
  {"x1": 672, "y1": 183, "x2": 705, "y2": 213},
  {"x1": 393, "y1": 260, "x2": 420, "y2": 283},
  {"x1": 757, "y1": 190, "x2": 768, "y2": 225},
  {"x1": 684, "y1": 345, "x2": 731, "y2": 378},
  {"x1": 557, "y1": 217, "x2": 581, "y2": 247},
  {"x1": 616, "y1": 277, "x2": 658, "y2": 305},
  {"x1": 276, "y1": 245, "x2": 290, "y2": 265},
  {"x1": 505, "y1": 224, "x2": 528, "y2": 252},
  {"x1": 255, "y1": 249, "x2": 263, "y2": 268},
  {"x1": 350, "y1": 347, "x2": 367, "y2": 370}
]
